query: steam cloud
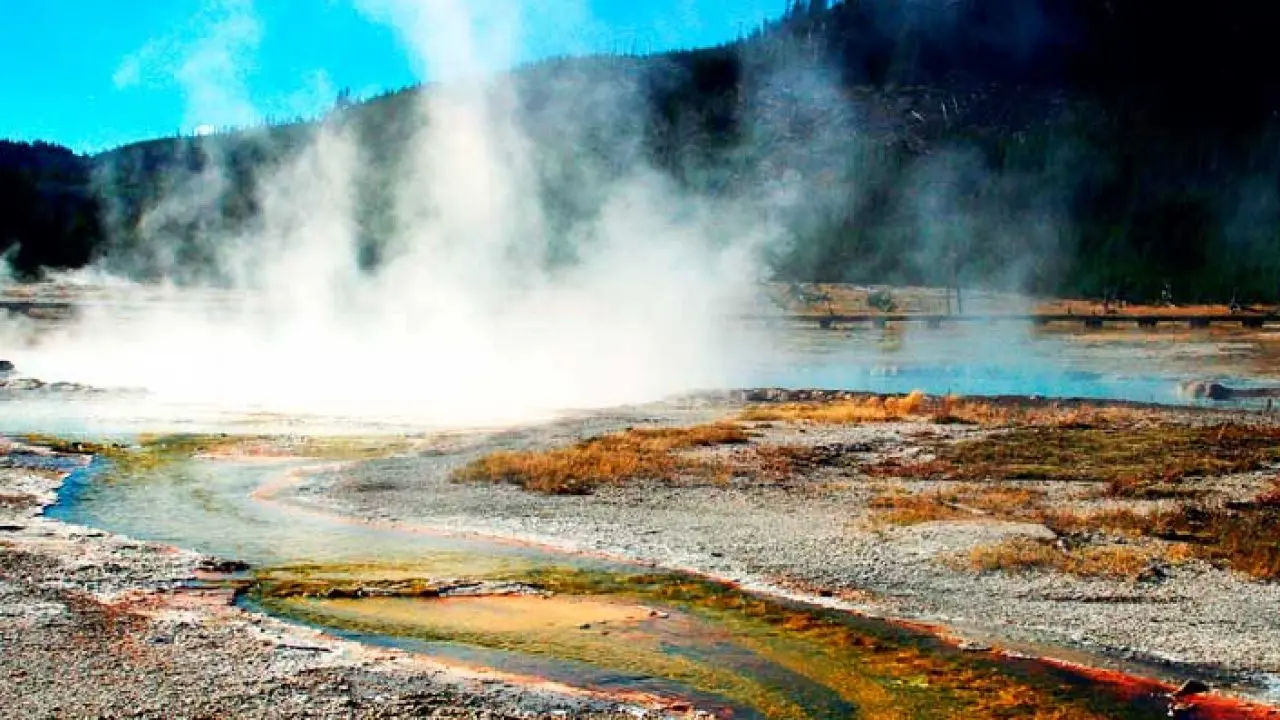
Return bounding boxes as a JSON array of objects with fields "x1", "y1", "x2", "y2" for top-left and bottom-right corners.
[{"x1": 7, "y1": 0, "x2": 789, "y2": 428}]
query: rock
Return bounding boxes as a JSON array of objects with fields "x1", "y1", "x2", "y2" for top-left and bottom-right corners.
[
  {"x1": 1171, "y1": 679, "x2": 1211, "y2": 697},
  {"x1": 740, "y1": 388, "x2": 786, "y2": 403},
  {"x1": 1177, "y1": 380, "x2": 1233, "y2": 401},
  {"x1": 276, "y1": 644, "x2": 331, "y2": 653},
  {"x1": 1138, "y1": 563, "x2": 1170, "y2": 583},
  {"x1": 198, "y1": 558, "x2": 251, "y2": 573},
  {"x1": 1204, "y1": 383, "x2": 1232, "y2": 401}
]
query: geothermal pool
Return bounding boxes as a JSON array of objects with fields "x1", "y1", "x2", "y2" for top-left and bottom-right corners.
[
  {"x1": 7, "y1": 321, "x2": 1279, "y2": 717},
  {"x1": 34, "y1": 450, "x2": 1187, "y2": 719},
  {"x1": 6, "y1": 323, "x2": 1280, "y2": 438},
  {"x1": 752, "y1": 324, "x2": 1280, "y2": 405}
]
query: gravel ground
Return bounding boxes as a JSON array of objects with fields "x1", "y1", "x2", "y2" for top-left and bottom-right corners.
[
  {"x1": 294, "y1": 394, "x2": 1280, "y2": 705},
  {"x1": 0, "y1": 445, "x2": 658, "y2": 720},
  {"x1": 6, "y1": 390, "x2": 1280, "y2": 714}
]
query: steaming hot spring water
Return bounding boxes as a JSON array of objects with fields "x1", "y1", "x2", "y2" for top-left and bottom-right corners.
[
  {"x1": 5, "y1": 314, "x2": 1277, "y2": 437},
  {"x1": 5, "y1": 312, "x2": 1277, "y2": 718}
]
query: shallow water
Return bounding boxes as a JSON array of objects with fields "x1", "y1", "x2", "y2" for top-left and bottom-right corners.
[
  {"x1": 749, "y1": 324, "x2": 1280, "y2": 406},
  {"x1": 250, "y1": 565, "x2": 1182, "y2": 719},
  {"x1": 45, "y1": 457, "x2": 591, "y2": 570}
]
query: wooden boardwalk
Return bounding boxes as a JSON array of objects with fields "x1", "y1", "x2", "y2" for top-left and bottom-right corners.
[
  {"x1": 749, "y1": 313, "x2": 1280, "y2": 329},
  {"x1": 5, "y1": 299, "x2": 1277, "y2": 330},
  {"x1": 1, "y1": 301, "x2": 76, "y2": 317}
]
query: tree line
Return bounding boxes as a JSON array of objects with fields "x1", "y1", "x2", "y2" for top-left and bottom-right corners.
[{"x1": 4, "y1": 0, "x2": 1280, "y2": 302}]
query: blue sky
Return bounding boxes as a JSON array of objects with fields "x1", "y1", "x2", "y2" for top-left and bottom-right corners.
[{"x1": 0, "y1": 0, "x2": 785, "y2": 154}]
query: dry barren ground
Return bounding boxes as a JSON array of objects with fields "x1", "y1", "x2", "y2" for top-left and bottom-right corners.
[
  {"x1": 0, "y1": 440, "x2": 649, "y2": 720},
  {"x1": 301, "y1": 391, "x2": 1280, "y2": 704}
]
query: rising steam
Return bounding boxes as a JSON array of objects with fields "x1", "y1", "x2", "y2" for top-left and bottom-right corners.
[{"x1": 6, "y1": 0, "x2": 783, "y2": 428}]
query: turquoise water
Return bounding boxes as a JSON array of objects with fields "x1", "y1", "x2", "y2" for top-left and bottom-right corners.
[
  {"x1": 748, "y1": 324, "x2": 1274, "y2": 405},
  {"x1": 4, "y1": 324, "x2": 1275, "y2": 442}
]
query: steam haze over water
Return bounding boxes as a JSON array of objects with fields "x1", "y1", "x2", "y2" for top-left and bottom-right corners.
[
  {"x1": 3, "y1": 0, "x2": 1275, "y2": 436},
  {"x1": 3, "y1": 0, "x2": 791, "y2": 429}
]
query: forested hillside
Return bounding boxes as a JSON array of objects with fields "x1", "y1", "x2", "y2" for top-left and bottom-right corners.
[
  {"x1": 5, "y1": 0, "x2": 1280, "y2": 302},
  {"x1": 0, "y1": 141, "x2": 100, "y2": 275}
]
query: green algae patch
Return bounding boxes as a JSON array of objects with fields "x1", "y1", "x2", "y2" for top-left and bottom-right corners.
[
  {"x1": 250, "y1": 564, "x2": 1170, "y2": 720},
  {"x1": 513, "y1": 570, "x2": 1163, "y2": 719},
  {"x1": 252, "y1": 558, "x2": 548, "y2": 598},
  {"x1": 113, "y1": 435, "x2": 247, "y2": 473},
  {"x1": 24, "y1": 432, "x2": 418, "y2": 487},
  {"x1": 260, "y1": 589, "x2": 834, "y2": 719},
  {"x1": 23, "y1": 433, "x2": 251, "y2": 479},
  {"x1": 269, "y1": 591, "x2": 818, "y2": 719},
  {"x1": 20, "y1": 433, "x2": 123, "y2": 456},
  {"x1": 278, "y1": 436, "x2": 420, "y2": 461}
]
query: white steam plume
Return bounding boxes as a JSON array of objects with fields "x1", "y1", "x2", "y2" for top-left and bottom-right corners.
[
  {"x1": 8, "y1": 0, "x2": 781, "y2": 429},
  {"x1": 113, "y1": 0, "x2": 263, "y2": 132}
]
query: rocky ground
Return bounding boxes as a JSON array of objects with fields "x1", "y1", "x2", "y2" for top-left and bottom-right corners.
[
  {"x1": 0, "y1": 441, "x2": 653, "y2": 720},
  {"x1": 291, "y1": 393, "x2": 1280, "y2": 706},
  {"x1": 5, "y1": 389, "x2": 1280, "y2": 716}
]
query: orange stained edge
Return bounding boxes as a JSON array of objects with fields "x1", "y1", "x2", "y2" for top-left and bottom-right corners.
[
  {"x1": 1032, "y1": 657, "x2": 1280, "y2": 720},
  {"x1": 96, "y1": 586, "x2": 694, "y2": 715}
]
